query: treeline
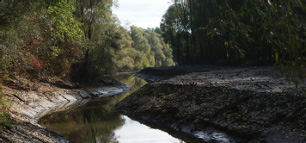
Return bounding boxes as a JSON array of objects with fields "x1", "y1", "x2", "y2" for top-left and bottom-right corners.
[
  {"x1": 161, "y1": 0, "x2": 305, "y2": 85},
  {"x1": 0, "y1": 0, "x2": 174, "y2": 82}
]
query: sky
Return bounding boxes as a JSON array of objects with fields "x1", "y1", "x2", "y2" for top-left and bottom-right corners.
[{"x1": 112, "y1": 0, "x2": 173, "y2": 29}]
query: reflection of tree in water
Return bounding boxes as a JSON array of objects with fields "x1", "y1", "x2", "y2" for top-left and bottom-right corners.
[
  {"x1": 115, "y1": 74, "x2": 147, "y2": 92},
  {"x1": 39, "y1": 75, "x2": 147, "y2": 143},
  {"x1": 39, "y1": 96, "x2": 123, "y2": 143},
  {"x1": 114, "y1": 75, "x2": 147, "y2": 103}
]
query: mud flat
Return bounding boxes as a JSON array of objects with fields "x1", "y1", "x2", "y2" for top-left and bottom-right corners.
[
  {"x1": 1, "y1": 79, "x2": 129, "y2": 143},
  {"x1": 117, "y1": 66, "x2": 305, "y2": 143}
]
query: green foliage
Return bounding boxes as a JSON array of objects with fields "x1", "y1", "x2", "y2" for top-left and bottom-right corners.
[
  {"x1": 48, "y1": 1, "x2": 83, "y2": 43},
  {"x1": 46, "y1": 2, "x2": 84, "y2": 76},
  {"x1": 1, "y1": 1, "x2": 84, "y2": 78},
  {"x1": 1, "y1": 0, "x2": 175, "y2": 83},
  {"x1": 73, "y1": 9, "x2": 175, "y2": 81},
  {"x1": 261, "y1": 1, "x2": 305, "y2": 88},
  {"x1": 0, "y1": 2, "x2": 32, "y2": 74},
  {"x1": 162, "y1": 0, "x2": 304, "y2": 87},
  {"x1": 127, "y1": 26, "x2": 175, "y2": 70},
  {"x1": 206, "y1": 0, "x2": 305, "y2": 87}
]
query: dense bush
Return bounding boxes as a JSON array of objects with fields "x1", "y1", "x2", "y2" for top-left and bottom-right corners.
[{"x1": 0, "y1": 1, "x2": 84, "y2": 78}]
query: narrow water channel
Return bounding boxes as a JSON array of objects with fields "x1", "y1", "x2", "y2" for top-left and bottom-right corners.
[{"x1": 39, "y1": 75, "x2": 184, "y2": 143}]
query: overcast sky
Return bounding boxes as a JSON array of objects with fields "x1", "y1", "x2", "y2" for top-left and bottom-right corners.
[{"x1": 112, "y1": 0, "x2": 173, "y2": 29}]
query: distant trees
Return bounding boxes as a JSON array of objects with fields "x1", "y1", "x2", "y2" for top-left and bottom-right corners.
[
  {"x1": 127, "y1": 26, "x2": 175, "y2": 70},
  {"x1": 113, "y1": 26, "x2": 175, "y2": 71},
  {"x1": 71, "y1": 6, "x2": 175, "y2": 81}
]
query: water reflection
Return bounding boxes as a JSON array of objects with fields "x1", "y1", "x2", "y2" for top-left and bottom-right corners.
[
  {"x1": 115, "y1": 74, "x2": 147, "y2": 92},
  {"x1": 39, "y1": 75, "x2": 182, "y2": 143},
  {"x1": 115, "y1": 116, "x2": 183, "y2": 143},
  {"x1": 39, "y1": 95, "x2": 125, "y2": 143}
]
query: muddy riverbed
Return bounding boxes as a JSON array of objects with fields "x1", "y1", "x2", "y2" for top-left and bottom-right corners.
[{"x1": 117, "y1": 66, "x2": 305, "y2": 143}]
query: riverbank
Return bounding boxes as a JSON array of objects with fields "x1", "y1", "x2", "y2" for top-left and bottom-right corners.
[
  {"x1": 117, "y1": 66, "x2": 305, "y2": 143},
  {"x1": 1, "y1": 77, "x2": 129, "y2": 143}
]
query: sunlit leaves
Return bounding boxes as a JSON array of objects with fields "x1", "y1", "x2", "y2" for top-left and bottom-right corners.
[{"x1": 48, "y1": 2, "x2": 83, "y2": 43}]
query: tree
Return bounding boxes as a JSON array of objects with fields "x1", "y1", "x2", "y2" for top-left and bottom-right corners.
[
  {"x1": 162, "y1": 0, "x2": 305, "y2": 88},
  {"x1": 72, "y1": 0, "x2": 118, "y2": 81}
]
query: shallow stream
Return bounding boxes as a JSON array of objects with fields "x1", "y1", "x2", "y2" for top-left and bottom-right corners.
[{"x1": 39, "y1": 75, "x2": 184, "y2": 143}]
